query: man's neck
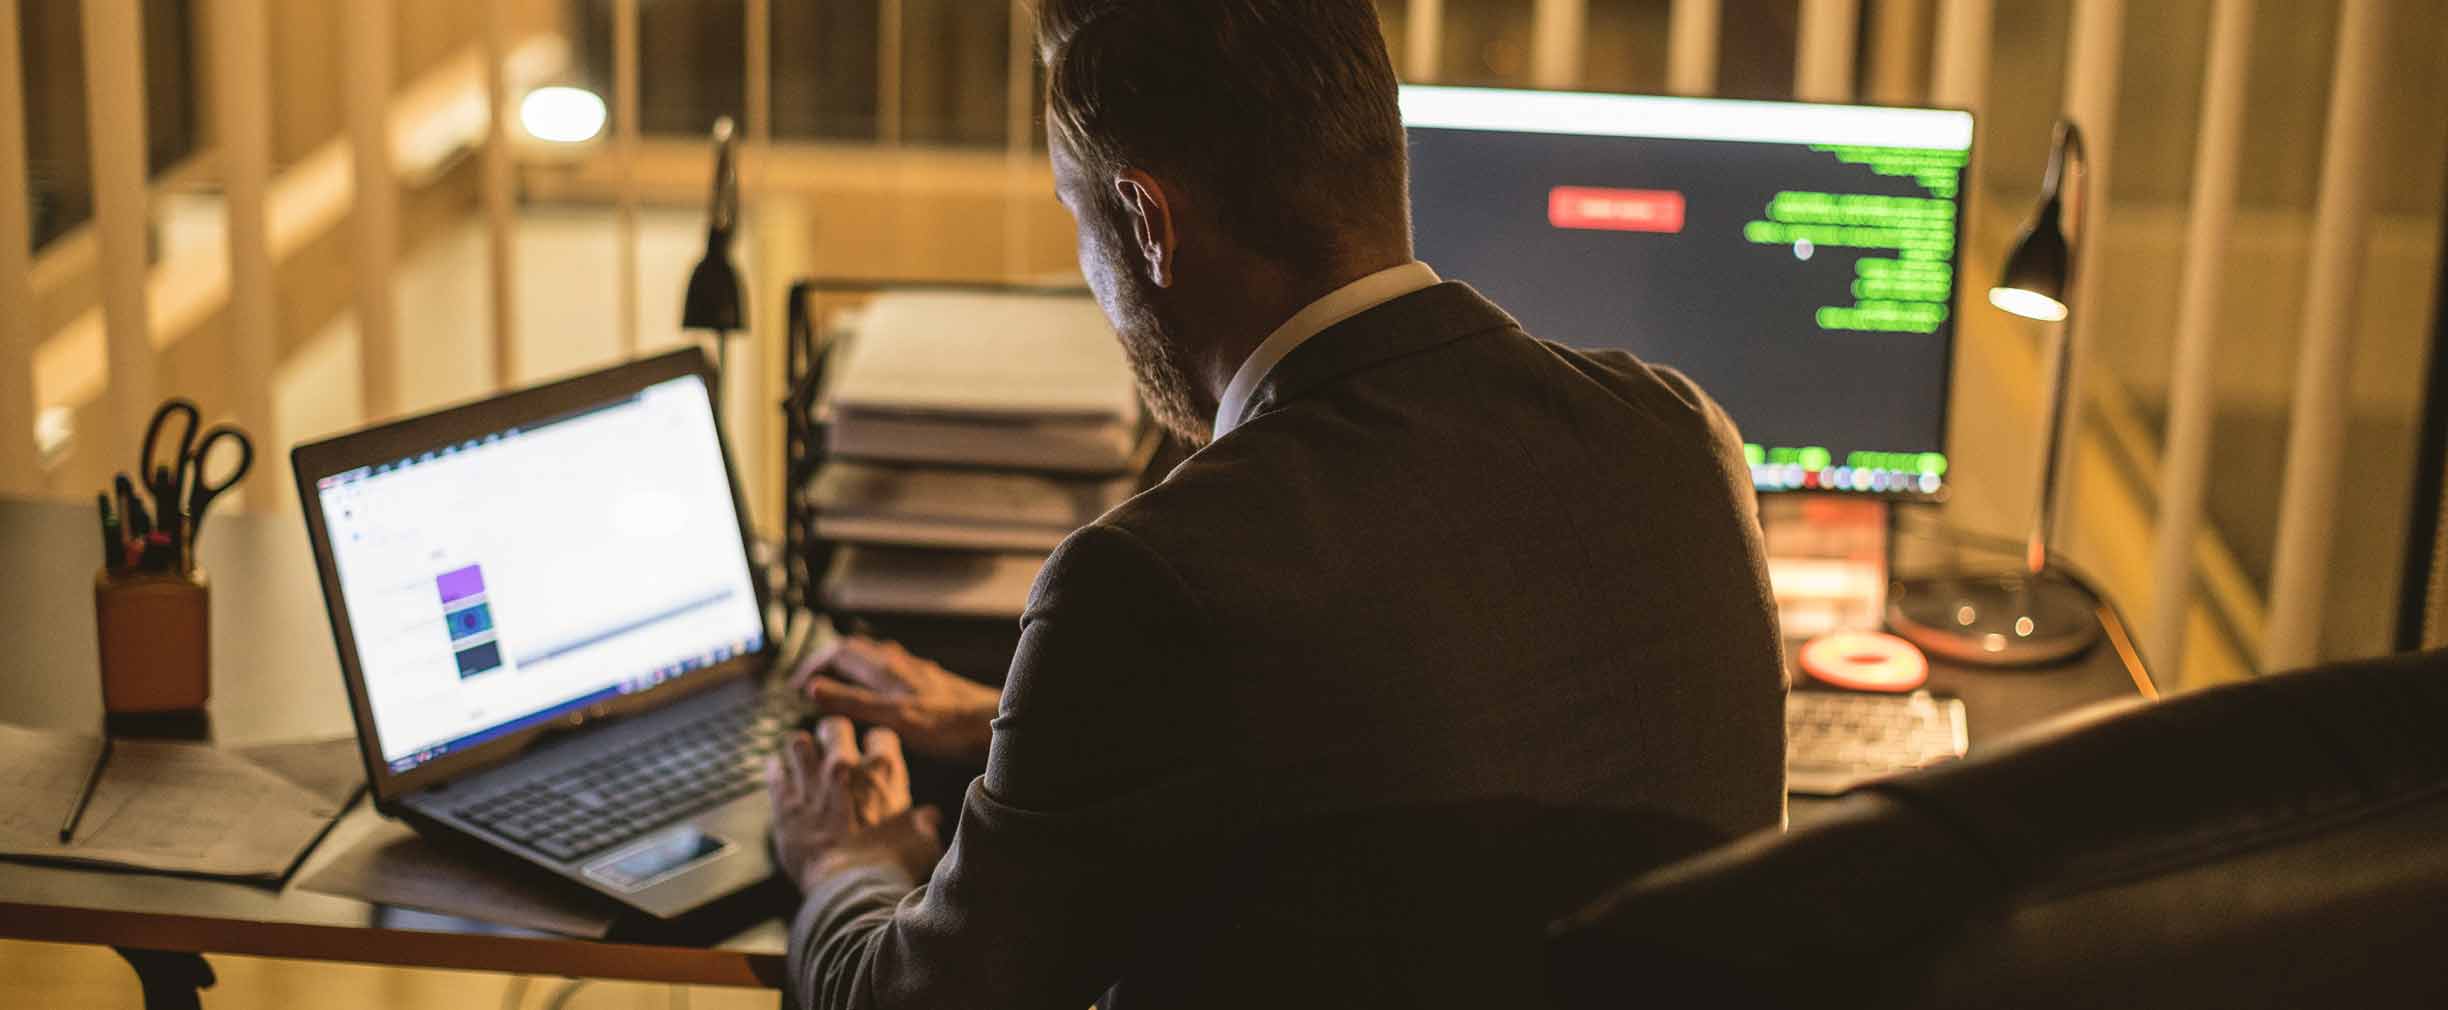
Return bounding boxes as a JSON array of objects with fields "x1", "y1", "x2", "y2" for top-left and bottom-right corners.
[{"x1": 1188, "y1": 251, "x2": 1414, "y2": 411}]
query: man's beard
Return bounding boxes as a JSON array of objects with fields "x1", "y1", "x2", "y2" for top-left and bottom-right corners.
[
  {"x1": 1092, "y1": 241, "x2": 1212, "y2": 448},
  {"x1": 1118, "y1": 312, "x2": 1211, "y2": 448}
]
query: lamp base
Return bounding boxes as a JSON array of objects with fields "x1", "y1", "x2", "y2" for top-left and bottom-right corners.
[{"x1": 1887, "y1": 571, "x2": 2101, "y2": 668}]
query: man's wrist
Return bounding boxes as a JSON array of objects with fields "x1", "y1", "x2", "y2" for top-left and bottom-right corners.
[
  {"x1": 805, "y1": 847, "x2": 916, "y2": 892},
  {"x1": 956, "y1": 700, "x2": 999, "y2": 763},
  {"x1": 804, "y1": 808, "x2": 945, "y2": 887}
]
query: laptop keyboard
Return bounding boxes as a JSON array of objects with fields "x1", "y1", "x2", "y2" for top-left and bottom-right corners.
[
  {"x1": 1786, "y1": 690, "x2": 1968, "y2": 796},
  {"x1": 452, "y1": 699, "x2": 782, "y2": 863}
]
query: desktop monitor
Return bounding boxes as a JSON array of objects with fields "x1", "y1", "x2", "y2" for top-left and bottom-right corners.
[{"x1": 1401, "y1": 85, "x2": 1974, "y2": 499}]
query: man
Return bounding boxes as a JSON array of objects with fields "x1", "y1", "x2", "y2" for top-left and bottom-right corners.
[{"x1": 766, "y1": 2, "x2": 1786, "y2": 1006}]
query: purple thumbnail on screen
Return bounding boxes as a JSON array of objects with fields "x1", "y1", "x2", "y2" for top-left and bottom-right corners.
[{"x1": 436, "y1": 565, "x2": 487, "y2": 605}]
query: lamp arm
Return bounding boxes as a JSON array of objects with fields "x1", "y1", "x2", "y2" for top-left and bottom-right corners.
[
  {"x1": 2028, "y1": 120, "x2": 2088, "y2": 577},
  {"x1": 708, "y1": 117, "x2": 740, "y2": 241}
]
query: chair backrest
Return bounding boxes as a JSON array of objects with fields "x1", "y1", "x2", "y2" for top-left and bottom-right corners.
[{"x1": 1549, "y1": 649, "x2": 2448, "y2": 1010}]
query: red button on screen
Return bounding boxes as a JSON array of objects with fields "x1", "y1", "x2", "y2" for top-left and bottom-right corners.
[{"x1": 1548, "y1": 187, "x2": 1687, "y2": 234}]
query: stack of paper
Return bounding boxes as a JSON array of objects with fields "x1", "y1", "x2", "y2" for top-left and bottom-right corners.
[
  {"x1": 814, "y1": 291, "x2": 1150, "y2": 621},
  {"x1": 821, "y1": 546, "x2": 1048, "y2": 620},
  {"x1": 825, "y1": 293, "x2": 1145, "y2": 474},
  {"x1": 814, "y1": 461, "x2": 1137, "y2": 554}
]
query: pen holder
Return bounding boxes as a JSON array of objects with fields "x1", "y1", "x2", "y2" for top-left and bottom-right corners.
[{"x1": 94, "y1": 566, "x2": 211, "y2": 714}]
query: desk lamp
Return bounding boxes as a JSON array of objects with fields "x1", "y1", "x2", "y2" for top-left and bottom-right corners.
[
  {"x1": 1891, "y1": 120, "x2": 2103, "y2": 667},
  {"x1": 683, "y1": 117, "x2": 746, "y2": 384}
]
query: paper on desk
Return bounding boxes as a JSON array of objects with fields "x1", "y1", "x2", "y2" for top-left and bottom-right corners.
[
  {"x1": 0, "y1": 723, "x2": 347, "y2": 881},
  {"x1": 300, "y1": 821, "x2": 620, "y2": 938},
  {"x1": 234, "y1": 736, "x2": 368, "y2": 810}
]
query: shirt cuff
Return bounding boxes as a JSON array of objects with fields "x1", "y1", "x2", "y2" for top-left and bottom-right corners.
[{"x1": 785, "y1": 856, "x2": 922, "y2": 1009}]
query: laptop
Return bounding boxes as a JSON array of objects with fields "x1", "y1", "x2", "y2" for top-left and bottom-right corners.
[{"x1": 293, "y1": 349, "x2": 793, "y2": 919}]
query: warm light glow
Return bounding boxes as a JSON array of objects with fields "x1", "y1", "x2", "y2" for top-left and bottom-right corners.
[
  {"x1": 520, "y1": 86, "x2": 608, "y2": 144},
  {"x1": 1989, "y1": 286, "x2": 2069, "y2": 322}
]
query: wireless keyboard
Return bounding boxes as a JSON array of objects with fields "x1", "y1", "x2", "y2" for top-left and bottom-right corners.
[{"x1": 1786, "y1": 690, "x2": 1968, "y2": 796}]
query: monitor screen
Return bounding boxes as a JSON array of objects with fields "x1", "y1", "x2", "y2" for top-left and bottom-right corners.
[
  {"x1": 1402, "y1": 85, "x2": 1973, "y2": 498},
  {"x1": 314, "y1": 375, "x2": 766, "y2": 774}
]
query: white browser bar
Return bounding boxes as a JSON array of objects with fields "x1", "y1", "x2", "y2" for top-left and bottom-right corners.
[{"x1": 1399, "y1": 84, "x2": 1974, "y2": 152}]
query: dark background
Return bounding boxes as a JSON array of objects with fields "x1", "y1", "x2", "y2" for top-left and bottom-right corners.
[{"x1": 1409, "y1": 127, "x2": 1960, "y2": 463}]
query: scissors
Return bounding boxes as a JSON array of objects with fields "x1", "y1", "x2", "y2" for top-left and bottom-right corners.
[
  {"x1": 180, "y1": 423, "x2": 255, "y2": 554},
  {"x1": 136, "y1": 398, "x2": 255, "y2": 558},
  {"x1": 139, "y1": 399, "x2": 203, "y2": 541}
]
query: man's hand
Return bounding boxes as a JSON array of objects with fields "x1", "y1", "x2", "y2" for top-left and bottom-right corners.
[
  {"x1": 768, "y1": 717, "x2": 944, "y2": 891},
  {"x1": 791, "y1": 636, "x2": 1001, "y2": 764}
]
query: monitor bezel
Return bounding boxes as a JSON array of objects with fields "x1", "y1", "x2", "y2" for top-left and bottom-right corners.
[
  {"x1": 292, "y1": 348, "x2": 775, "y2": 808},
  {"x1": 1398, "y1": 83, "x2": 1973, "y2": 504}
]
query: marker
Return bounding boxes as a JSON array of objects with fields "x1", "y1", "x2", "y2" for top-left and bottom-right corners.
[{"x1": 97, "y1": 494, "x2": 120, "y2": 572}]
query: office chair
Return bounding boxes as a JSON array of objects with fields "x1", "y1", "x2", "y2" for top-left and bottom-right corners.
[{"x1": 1549, "y1": 648, "x2": 2448, "y2": 1010}]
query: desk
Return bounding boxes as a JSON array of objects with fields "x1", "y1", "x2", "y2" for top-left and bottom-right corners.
[
  {"x1": 0, "y1": 498, "x2": 791, "y2": 999},
  {"x1": 1787, "y1": 607, "x2": 2153, "y2": 824},
  {"x1": 0, "y1": 496, "x2": 2148, "y2": 997}
]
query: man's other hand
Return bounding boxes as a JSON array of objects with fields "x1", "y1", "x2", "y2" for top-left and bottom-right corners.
[
  {"x1": 791, "y1": 636, "x2": 1000, "y2": 764},
  {"x1": 769, "y1": 717, "x2": 944, "y2": 891}
]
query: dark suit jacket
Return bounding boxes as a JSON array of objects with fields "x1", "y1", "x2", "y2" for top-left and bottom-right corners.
[{"x1": 787, "y1": 282, "x2": 1787, "y2": 1009}]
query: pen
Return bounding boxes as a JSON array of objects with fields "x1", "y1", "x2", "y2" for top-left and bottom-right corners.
[
  {"x1": 97, "y1": 493, "x2": 120, "y2": 572},
  {"x1": 153, "y1": 463, "x2": 181, "y2": 555},
  {"x1": 59, "y1": 737, "x2": 112, "y2": 843},
  {"x1": 124, "y1": 483, "x2": 152, "y2": 541},
  {"x1": 112, "y1": 475, "x2": 139, "y2": 553}
]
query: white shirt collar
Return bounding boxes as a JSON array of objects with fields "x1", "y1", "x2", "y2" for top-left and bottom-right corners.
[{"x1": 1213, "y1": 261, "x2": 1441, "y2": 438}]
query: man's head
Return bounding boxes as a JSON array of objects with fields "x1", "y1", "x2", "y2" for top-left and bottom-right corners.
[{"x1": 1038, "y1": 0, "x2": 1413, "y2": 444}]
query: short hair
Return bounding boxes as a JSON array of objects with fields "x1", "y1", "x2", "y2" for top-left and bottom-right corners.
[{"x1": 1037, "y1": 0, "x2": 1410, "y2": 272}]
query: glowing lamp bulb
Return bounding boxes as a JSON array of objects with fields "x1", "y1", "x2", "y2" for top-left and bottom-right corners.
[
  {"x1": 520, "y1": 86, "x2": 609, "y2": 144},
  {"x1": 1988, "y1": 286, "x2": 2069, "y2": 322}
]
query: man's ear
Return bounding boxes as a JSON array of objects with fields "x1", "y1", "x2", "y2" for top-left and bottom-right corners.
[{"x1": 1114, "y1": 170, "x2": 1176, "y2": 289}]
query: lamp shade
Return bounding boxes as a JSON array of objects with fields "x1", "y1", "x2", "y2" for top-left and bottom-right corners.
[
  {"x1": 1989, "y1": 195, "x2": 2070, "y2": 322},
  {"x1": 682, "y1": 118, "x2": 745, "y2": 333},
  {"x1": 682, "y1": 245, "x2": 745, "y2": 332}
]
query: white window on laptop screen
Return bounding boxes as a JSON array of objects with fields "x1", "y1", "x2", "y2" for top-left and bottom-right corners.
[{"x1": 316, "y1": 376, "x2": 763, "y2": 771}]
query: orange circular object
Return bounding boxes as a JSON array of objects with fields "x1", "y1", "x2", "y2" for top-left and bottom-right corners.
[{"x1": 1799, "y1": 631, "x2": 1930, "y2": 693}]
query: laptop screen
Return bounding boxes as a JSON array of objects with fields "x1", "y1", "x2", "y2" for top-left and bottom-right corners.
[{"x1": 313, "y1": 374, "x2": 766, "y2": 775}]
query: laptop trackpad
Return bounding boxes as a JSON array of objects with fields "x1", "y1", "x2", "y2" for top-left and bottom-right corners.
[{"x1": 585, "y1": 827, "x2": 733, "y2": 893}]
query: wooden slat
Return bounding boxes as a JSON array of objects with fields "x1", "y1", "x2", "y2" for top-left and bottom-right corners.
[
  {"x1": 482, "y1": 0, "x2": 518, "y2": 388},
  {"x1": 879, "y1": 0, "x2": 905, "y2": 145},
  {"x1": 1866, "y1": 0, "x2": 1930, "y2": 106},
  {"x1": 746, "y1": 0, "x2": 772, "y2": 146},
  {"x1": 615, "y1": 0, "x2": 641, "y2": 358},
  {"x1": 0, "y1": 0, "x2": 37, "y2": 490},
  {"x1": 342, "y1": 0, "x2": 401, "y2": 420},
  {"x1": 746, "y1": 0, "x2": 772, "y2": 200},
  {"x1": 79, "y1": 0, "x2": 159, "y2": 466},
  {"x1": 1666, "y1": 0, "x2": 1722, "y2": 96},
  {"x1": 211, "y1": 0, "x2": 278, "y2": 467},
  {"x1": 2266, "y1": 0, "x2": 2394, "y2": 671},
  {"x1": 1929, "y1": 0, "x2": 1991, "y2": 111},
  {"x1": 2047, "y1": 0, "x2": 2120, "y2": 561},
  {"x1": 1006, "y1": 0, "x2": 1034, "y2": 157},
  {"x1": 1405, "y1": 0, "x2": 1444, "y2": 83},
  {"x1": 2145, "y1": 0, "x2": 2255, "y2": 688},
  {"x1": 1005, "y1": 0, "x2": 1036, "y2": 277},
  {"x1": 1795, "y1": 0, "x2": 1860, "y2": 102},
  {"x1": 1530, "y1": 0, "x2": 1586, "y2": 90}
]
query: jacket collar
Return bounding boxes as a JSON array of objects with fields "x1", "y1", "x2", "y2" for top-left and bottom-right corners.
[{"x1": 1229, "y1": 281, "x2": 1521, "y2": 431}]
